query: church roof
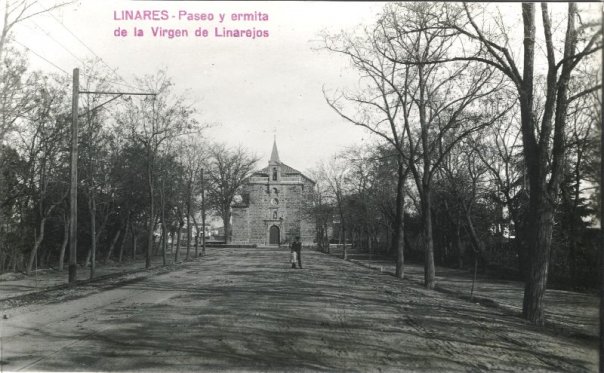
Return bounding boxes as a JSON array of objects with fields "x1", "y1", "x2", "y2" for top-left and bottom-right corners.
[
  {"x1": 256, "y1": 163, "x2": 304, "y2": 177},
  {"x1": 250, "y1": 140, "x2": 315, "y2": 184},
  {"x1": 270, "y1": 139, "x2": 280, "y2": 163}
]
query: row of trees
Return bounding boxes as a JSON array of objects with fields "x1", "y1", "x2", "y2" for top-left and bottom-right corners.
[
  {"x1": 0, "y1": 49, "x2": 258, "y2": 280},
  {"x1": 313, "y1": 2, "x2": 600, "y2": 325},
  {"x1": 0, "y1": 0, "x2": 600, "y2": 329}
]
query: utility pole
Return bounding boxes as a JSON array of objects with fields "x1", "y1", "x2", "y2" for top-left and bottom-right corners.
[
  {"x1": 201, "y1": 168, "x2": 206, "y2": 256},
  {"x1": 68, "y1": 67, "x2": 156, "y2": 283},
  {"x1": 68, "y1": 68, "x2": 79, "y2": 283}
]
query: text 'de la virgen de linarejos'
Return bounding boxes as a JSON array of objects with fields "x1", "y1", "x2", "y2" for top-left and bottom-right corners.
[{"x1": 113, "y1": 10, "x2": 271, "y2": 39}]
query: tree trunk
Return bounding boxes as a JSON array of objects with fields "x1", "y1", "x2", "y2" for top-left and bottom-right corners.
[
  {"x1": 146, "y1": 212, "x2": 154, "y2": 268},
  {"x1": 186, "y1": 176, "x2": 192, "y2": 259},
  {"x1": 191, "y1": 214, "x2": 200, "y2": 258},
  {"x1": 161, "y1": 221, "x2": 167, "y2": 265},
  {"x1": 341, "y1": 225, "x2": 346, "y2": 260},
  {"x1": 105, "y1": 228, "x2": 121, "y2": 264},
  {"x1": 522, "y1": 200, "x2": 554, "y2": 325},
  {"x1": 201, "y1": 221, "x2": 206, "y2": 256},
  {"x1": 386, "y1": 225, "x2": 393, "y2": 255},
  {"x1": 326, "y1": 226, "x2": 331, "y2": 252},
  {"x1": 150, "y1": 215, "x2": 159, "y2": 256},
  {"x1": 520, "y1": 3, "x2": 557, "y2": 324},
  {"x1": 26, "y1": 196, "x2": 61, "y2": 274},
  {"x1": 394, "y1": 159, "x2": 406, "y2": 279},
  {"x1": 146, "y1": 146, "x2": 154, "y2": 268},
  {"x1": 200, "y1": 169, "x2": 206, "y2": 256},
  {"x1": 86, "y1": 197, "x2": 109, "y2": 279},
  {"x1": 317, "y1": 226, "x2": 323, "y2": 252},
  {"x1": 463, "y1": 205, "x2": 488, "y2": 273},
  {"x1": 117, "y1": 229, "x2": 126, "y2": 263},
  {"x1": 26, "y1": 217, "x2": 47, "y2": 275},
  {"x1": 455, "y1": 217, "x2": 464, "y2": 269},
  {"x1": 568, "y1": 224, "x2": 577, "y2": 287},
  {"x1": 131, "y1": 222, "x2": 137, "y2": 261},
  {"x1": 422, "y1": 187, "x2": 436, "y2": 289},
  {"x1": 58, "y1": 215, "x2": 69, "y2": 271},
  {"x1": 186, "y1": 213, "x2": 191, "y2": 260},
  {"x1": 174, "y1": 222, "x2": 183, "y2": 263},
  {"x1": 90, "y1": 199, "x2": 96, "y2": 278},
  {"x1": 159, "y1": 178, "x2": 167, "y2": 265},
  {"x1": 85, "y1": 202, "x2": 94, "y2": 266},
  {"x1": 396, "y1": 218, "x2": 405, "y2": 279},
  {"x1": 170, "y1": 231, "x2": 175, "y2": 256},
  {"x1": 223, "y1": 211, "x2": 230, "y2": 244},
  {"x1": 368, "y1": 232, "x2": 373, "y2": 260},
  {"x1": 519, "y1": 3, "x2": 578, "y2": 325},
  {"x1": 118, "y1": 214, "x2": 130, "y2": 263}
]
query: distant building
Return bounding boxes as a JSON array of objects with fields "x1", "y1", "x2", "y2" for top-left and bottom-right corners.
[{"x1": 231, "y1": 140, "x2": 315, "y2": 246}]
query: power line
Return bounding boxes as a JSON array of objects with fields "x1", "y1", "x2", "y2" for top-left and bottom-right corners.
[
  {"x1": 33, "y1": 3, "x2": 152, "y2": 95},
  {"x1": 79, "y1": 72, "x2": 141, "y2": 91},
  {"x1": 39, "y1": 3, "x2": 134, "y2": 89},
  {"x1": 12, "y1": 40, "x2": 69, "y2": 75},
  {"x1": 29, "y1": 8, "x2": 141, "y2": 93},
  {"x1": 29, "y1": 19, "x2": 87, "y2": 66},
  {"x1": 24, "y1": 23, "x2": 141, "y2": 91},
  {"x1": 19, "y1": 23, "x2": 142, "y2": 94}
]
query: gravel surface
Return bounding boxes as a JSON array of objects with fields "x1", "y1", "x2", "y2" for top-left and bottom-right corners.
[
  {"x1": 339, "y1": 251, "x2": 598, "y2": 340},
  {"x1": 0, "y1": 246, "x2": 597, "y2": 372}
]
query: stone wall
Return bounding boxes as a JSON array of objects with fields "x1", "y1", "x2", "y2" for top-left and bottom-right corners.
[
  {"x1": 231, "y1": 172, "x2": 315, "y2": 246},
  {"x1": 231, "y1": 206, "x2": 249, "y2": 244}
]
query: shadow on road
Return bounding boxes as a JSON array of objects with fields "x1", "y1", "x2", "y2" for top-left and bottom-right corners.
[{"x1": 5, "y1": 247, "x2": 597, "y2": 372}]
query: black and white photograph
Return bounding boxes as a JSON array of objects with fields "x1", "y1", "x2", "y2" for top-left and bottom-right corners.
[{"x1": 0, "y1": 1, "x2": 601, "y2": 371}]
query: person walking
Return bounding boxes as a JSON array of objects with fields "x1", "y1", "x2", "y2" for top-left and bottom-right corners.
[
  {"x1": 290, "y1": 247, "x2": 297, "y2": 269},
  {"x1": 291, "y1": 236, "x2": 302, "y2": 269}
]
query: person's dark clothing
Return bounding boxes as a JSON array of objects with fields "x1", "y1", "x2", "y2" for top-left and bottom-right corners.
[{"x1": 292, "y1": 241, "x2": 302, "y2": 269}]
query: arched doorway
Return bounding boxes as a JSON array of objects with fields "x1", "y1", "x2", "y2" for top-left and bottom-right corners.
[{"x1": 269, "y1": 225, "x2": 280, "y2": 245}]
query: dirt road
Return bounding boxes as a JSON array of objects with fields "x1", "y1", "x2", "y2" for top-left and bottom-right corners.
[{"x1": 0, "y1": 247, "x2": 597, "y2": 372}]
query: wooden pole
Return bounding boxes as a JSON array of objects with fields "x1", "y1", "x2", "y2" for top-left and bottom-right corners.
[
  {"x1": 599, "y1": 24, "x2": 603, "y2": 373},
  {"x1": 68, "y1": 68, "x2": 79, "y2": 283},
  {"x1": 201, "y1": 168, "x2": 206, "y2": 256}
]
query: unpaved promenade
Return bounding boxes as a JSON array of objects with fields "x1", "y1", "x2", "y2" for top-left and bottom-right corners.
[
  {"x1": 0, "y1": 246, "x2": 597, "y2": 372},
  {"x1": 336, "y1": 251, "x2": 598, "y2": 340}
]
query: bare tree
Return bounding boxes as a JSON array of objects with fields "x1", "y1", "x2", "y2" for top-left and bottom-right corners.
[
  {"x1": 176, "y1": 136, "x2": 207, "y2": 260},
  {"x1": 0, "y1": 1, "x2": 74, "y2": 60},
  {"x1": 322, "y1": 24, "x2": 412, "y2": 276},
  {"x1": 438, "y1": 139, "x2": 490, "y2": 269},
  {"x1": 324, "y1": 3, "x2": 508, "y2": 286},
  {"x1": 469, "y1": 102, "x2": 529, "y2": 277},
  {"x1": 302, "y1": 168, "x2": 333, "y2": 253},
  {"x1": 206, "y1": 144, "x2": 258, "y2": 244},
  {"x1": 441, "y1": 2, "x2": 602, "y2": 324},
  {"x1": 20, "y1": 74, "x2": 70, "y2": 274},
  {"x1": 0, "y1": 1, "x2": 74, "y2": 141},
  {"x1": 116, "y1": 70, "x2": 201, "y2": 268},
  {"x1": 318, "y1": 155, "x2": 351, "y2": 259},
  {"x1": 79, "y1": 62, "x2": 118, "y2": 278}
]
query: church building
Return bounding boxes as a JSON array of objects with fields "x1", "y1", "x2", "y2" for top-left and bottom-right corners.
[{"x1": 231, "y1": 140, "x2": 315, "y2": 246}]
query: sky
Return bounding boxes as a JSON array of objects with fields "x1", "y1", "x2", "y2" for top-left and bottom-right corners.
[
  {"x1": 10, "y1": 1, "x2": 600, "y2": 174},
  {"x1": 11, "y1": 0, "x2": 387, "y2": 173}
]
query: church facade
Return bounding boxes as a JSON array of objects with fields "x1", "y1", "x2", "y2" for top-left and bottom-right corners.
[{"x1": 231, "y1": 141, "x2": 315, "y2": 246}]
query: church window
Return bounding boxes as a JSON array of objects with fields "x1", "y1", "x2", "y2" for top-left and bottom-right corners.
[
  {"x1": 272, "y1": 187, "x2": 279, "y2": 194},
  {"x1": 272, "y1": 168, "x2": 278, "y2": 181},
  {"x1": 270, "y1": 198, "x2": 279, "y2": 206},
  {"x1": 273, "y1": 211, "x2": 278, "y2": 219}
]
